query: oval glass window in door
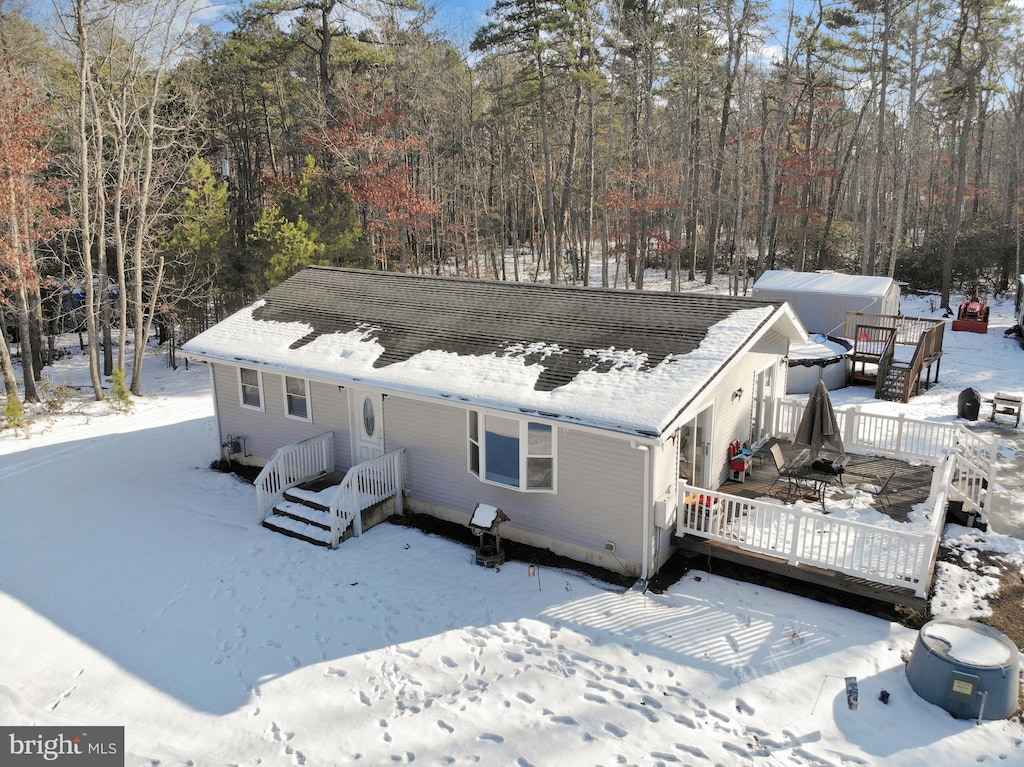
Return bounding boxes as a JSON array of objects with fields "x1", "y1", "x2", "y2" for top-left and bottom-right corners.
[{"x1": 362, "y1": 396, "x2": 376, "y2": 436}]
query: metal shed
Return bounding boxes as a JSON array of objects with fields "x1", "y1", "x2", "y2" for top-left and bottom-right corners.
[{"x1": 752, "y1": 271, "x2": 901, "y2": 337}]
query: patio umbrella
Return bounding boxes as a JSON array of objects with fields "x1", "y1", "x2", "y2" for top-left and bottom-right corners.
[{"x1": 793, "y1": 379, "x2": 845, "y2": 460}]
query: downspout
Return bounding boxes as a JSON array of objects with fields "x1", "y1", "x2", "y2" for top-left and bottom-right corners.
[
  {"x1": 638, "y1": 443, "x2": 652, "y2": 587},
  {"x1": 207, "y1": 361, "x2": 220, "y2": 440}
]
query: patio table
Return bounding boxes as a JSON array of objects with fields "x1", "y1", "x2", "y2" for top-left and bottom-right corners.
[{"x1": 782, "y1": 449, "x2": 848, "y2": 512}]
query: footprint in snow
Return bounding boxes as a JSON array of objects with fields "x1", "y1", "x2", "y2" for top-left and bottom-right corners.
[
  {"x1": 674, "y1": 742, "x2": 708, "y2": 760},
  {"x1": 604, "y1": 723, "x2": 628, "y2": 739},
  {"x1": 624, "y1": 701, "x2": 659, "y2": 723},
  {"x1": 478, "y1": 733, "x2": 504, "y2": 743},
  {"x1": 649, "y1": 752, "x2": 680, "y2": 763},
  {"x1": 735, "y1": 698, "x2": 755, "y2": 715},
  {"x1": 672, "y1": 714, "x2": 697, "y2": 730},
  {"x1": 47, "y1": 685, "x2": 77, "y2": 711},
  {"x1": 516, "y1": 692, "x2": 535, "y2": 704}
]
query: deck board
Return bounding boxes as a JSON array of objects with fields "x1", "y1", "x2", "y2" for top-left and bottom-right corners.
[{"x1": 726, "y1": 439, "x2": 934, "y2": 522}]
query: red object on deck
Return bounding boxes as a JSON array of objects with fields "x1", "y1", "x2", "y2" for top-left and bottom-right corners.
[
  {"x1": 951, "y1": 289, "x2": 990, "y2": 333},
  {"x1": 728, "y1": 440, "x2": 753, "y2": 482}
]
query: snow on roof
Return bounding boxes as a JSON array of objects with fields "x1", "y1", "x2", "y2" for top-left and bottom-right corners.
[
  {"x1": 184, "y1": 272, "x2": 778, "y2": 434},
  {"x1": 753, "y1": 270, "x2": 897, "y2": 298},
  {"x1": 184, "y1": 301, "x2": 775, "y2": 436}
]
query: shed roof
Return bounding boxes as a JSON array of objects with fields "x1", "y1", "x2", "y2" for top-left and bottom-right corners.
[
  {"x1": 183, "y1": 267, "x2": 793, "y2": 436},
  {"x1": 753, "y1": 270, "x2": 897, "y2": 298}
]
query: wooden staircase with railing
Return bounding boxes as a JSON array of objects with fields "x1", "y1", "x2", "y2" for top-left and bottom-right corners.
[
  {"x1": 845, "y1": 313, "x2": 945, "y2": 403},
  {"x1": 253, "y1": 434, "x2": 406, "y2": 549},
  {"x1": 262, "y1": 471, "x2": 343, "y2": 547}
]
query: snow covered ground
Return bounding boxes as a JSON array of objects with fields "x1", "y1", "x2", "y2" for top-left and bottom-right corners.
[{"x1": 1, "y1": 282, "x2": 1023, "y2": 766}]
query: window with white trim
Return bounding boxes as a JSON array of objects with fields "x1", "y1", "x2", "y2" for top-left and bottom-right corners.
[
  {"x1": 239, "y1": 367, "x2": 263, "y2": 410},
  {"x1": 285, "y1": 376, "x2": 310, "y2": 420},
  {"x1": 468, "y1": 411, "x2": 555, "y2": 492}
]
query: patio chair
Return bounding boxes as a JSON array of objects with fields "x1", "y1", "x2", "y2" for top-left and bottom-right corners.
[
  {"x1": 855, "y1": 469, "x2": 896, "y2": 510},
  {"x1": 767, "y1": 443, "x2": 806, "y2": 498}
]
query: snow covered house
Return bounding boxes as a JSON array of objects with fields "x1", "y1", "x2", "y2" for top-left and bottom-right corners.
[{"x1": 182, "y1": 267, "x2": 805, "y2": 581}]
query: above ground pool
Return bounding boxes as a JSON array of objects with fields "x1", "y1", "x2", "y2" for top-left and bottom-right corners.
[{"x1": 786, "y1": 335, "x2": 853, "y2": 395}]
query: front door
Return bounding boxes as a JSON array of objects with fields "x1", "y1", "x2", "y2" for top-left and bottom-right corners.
[{"x1": 350, "y1": 387, "x2": 384, "y2": 464}]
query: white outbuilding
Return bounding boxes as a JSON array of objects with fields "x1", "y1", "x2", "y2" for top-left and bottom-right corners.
[{"x1": 752, "y1": 270, "x2": 901, "y2": 337}]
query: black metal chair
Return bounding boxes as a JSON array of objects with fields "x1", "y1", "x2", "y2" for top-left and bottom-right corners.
[
  {"x1": 767, "y1": 443, "x2": 812, "y2": 499},
  {"x1": 855, "y1": 469, "x2": 896, "y2": 510}
]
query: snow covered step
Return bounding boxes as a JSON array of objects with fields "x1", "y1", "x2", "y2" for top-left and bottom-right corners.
[
  {"x1": 262, "y1": 513, "x2": 333, "y2": 547},
  {"x1": 272, "y1": 500, "x2": 332, "y2": 530},
  {"x1": 282, "y1": 485, "x2": 338, "y2": 512}
]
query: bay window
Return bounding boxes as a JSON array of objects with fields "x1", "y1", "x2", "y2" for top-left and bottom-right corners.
[{"x1": 468, "y1": 411, "x2": 555, "y2": 492}]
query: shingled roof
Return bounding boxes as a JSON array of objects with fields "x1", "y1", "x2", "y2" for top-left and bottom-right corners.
[{"x1": 183, "y1": 267, "x2": 791, "y2": 436}]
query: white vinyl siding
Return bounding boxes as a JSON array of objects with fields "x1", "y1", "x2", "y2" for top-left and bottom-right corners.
[
  {"x1": 390, "y1": 396, "x2": 644, "y2": 566},
  {"x1": 212, "y1": 364, "x2": 351, "y2": 469},
  {"x1": 468, "y1": 411, "x2": 555, "y2": 492},
  {"x1": 239, "y1": 367, "x2": 263, "y2": 410},
  {"x1": 284, "y1": 376, "x2": 310, "y2": 421}
]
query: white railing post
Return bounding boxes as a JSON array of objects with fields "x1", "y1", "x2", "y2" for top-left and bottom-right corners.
[
  {"x1": 253, "y1": 432, "x2": 334, "y2": 522},
  {"x1": 787, "y1": 513, "x2": 803, "y2": 565},
  {"x1": 676, "y1": 480, "x2": 936, "y2": 592},
  {"x1": 328, "y1": 448, "x2": 405, "y2": 548}
]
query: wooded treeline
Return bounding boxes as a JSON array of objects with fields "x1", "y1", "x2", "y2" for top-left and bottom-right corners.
[{"x1": 0, "y1": 0, "x2": 1022, "y2": 413}]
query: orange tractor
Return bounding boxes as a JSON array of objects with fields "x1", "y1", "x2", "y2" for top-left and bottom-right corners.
[{"x1": 951, "y1": 288, "x2": 990, "y2": 333}]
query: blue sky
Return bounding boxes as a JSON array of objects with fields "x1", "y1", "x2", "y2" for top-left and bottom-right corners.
[
  {"x1": 197, "y1": 0, "x2": 493, "y2": 45},
  {"x1": 428, "y1": 0, "x2": 493, "y2": 46}
]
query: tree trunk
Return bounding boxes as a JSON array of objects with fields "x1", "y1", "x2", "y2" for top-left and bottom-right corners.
[
  {"x1": 73, "y1": 0, "x2": 104, "y2": 401},
  {"x1": 862, "y1": 0, "x2": 891, "y2": 276}
]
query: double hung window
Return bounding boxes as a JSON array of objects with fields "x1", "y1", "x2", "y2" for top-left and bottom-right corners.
[
  {"x1": 468, "y1": 411, "x2": 554, "y2": 491},
  {"x1": 239, "y1": 367, "x2": 263, "y2": 410},
  {"x1": 285, "y1": 376, "x2": 310, "y2": 420}
]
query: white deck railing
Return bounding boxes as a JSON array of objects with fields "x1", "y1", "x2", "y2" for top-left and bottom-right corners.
[
  {"x1": 254, "y1": 433, "x2": 334, "y2": 522},
  {"x1": 684, "y1": 400, "x2": 1000, "y2": 597},
  {"x1": 328, "y1": 449, "x2": 405, "y2": 548},
  {"x1": 776, "y1": 401, "x2": 998, "y2": 473},
  {"x1": 678, "y1": 479, "x2": 944, "y2": 597}
]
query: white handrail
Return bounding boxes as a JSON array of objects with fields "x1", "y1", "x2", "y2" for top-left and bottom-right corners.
[
  {"x1": 678, "y1": 481, "x2": 935, "y2": 596},
  {"x1": 328, "y1": 449, "x2": 405, "y2": 548},
  {"x1": 254, "y1": 433, "x2": 334, "y2": 522},
  {"x1": 776, "y1": 401, "x2": 998, "y2": 471}
]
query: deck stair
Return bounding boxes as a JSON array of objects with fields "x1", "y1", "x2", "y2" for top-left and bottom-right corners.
[
  {"x1": 845, "y1": 313, "x2": 945, "y2": 403},
  {"x1": 262, "y1": 471, "x2": 344, "y2": 547},
  {"x1": 878, "y1": 362, "x2": 910, "y2": 401}
]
